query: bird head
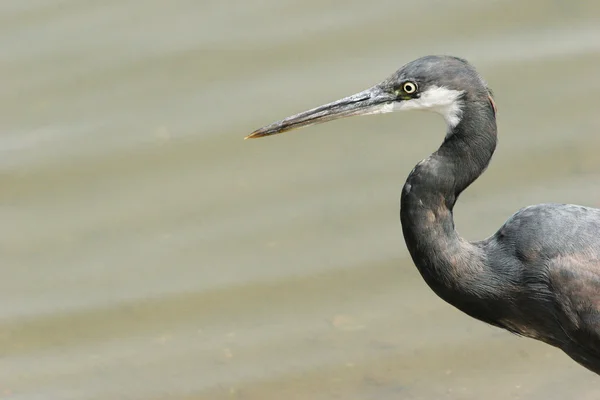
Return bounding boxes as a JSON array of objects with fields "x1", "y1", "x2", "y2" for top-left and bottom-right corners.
[{"x1": 245, "y1": 55, "x2": 495, "y2": 139}]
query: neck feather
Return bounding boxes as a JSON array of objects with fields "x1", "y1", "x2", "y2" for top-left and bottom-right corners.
[{"x1": 400, "y1": 98, "x2": 497, "y2": 294}]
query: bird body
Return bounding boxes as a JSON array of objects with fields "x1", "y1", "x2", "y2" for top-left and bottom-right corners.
[
  {"x1": 246, "y1": 55, "x2": 600, "y2": 375},
  {"x1": 475, "y1": 202, "x2": 600, "y2": 372}
]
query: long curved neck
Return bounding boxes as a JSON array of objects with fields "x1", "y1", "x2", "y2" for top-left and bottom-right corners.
[{"x1": 400, "y1": 99, "x2": 497, "y2": 293}]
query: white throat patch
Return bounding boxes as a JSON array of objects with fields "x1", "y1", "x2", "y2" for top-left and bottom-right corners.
[{"x1": 393, "y1": 86, "x2": 465, "y2": 128}]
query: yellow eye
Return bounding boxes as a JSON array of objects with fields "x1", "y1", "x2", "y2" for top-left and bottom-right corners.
[{"x1": 403, "y1": 82, "x2": 417, "y2": 94}]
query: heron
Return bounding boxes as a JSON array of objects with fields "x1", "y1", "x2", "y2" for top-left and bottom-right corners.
[{"x1": 245, "y1": 55, "x2": 600, "y2": 375}]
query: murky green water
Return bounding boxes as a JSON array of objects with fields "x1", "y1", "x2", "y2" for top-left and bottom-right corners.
[{"x1": 2, "y1": 1, "x2": 600, "y2": 399}]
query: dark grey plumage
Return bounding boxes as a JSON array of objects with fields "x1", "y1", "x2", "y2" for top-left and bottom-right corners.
[
  {"x1": 477, "y1": 203, "x2": 600, "y2": 372},
  {"x1": 247, "y1": 55, "x2": 600, "y2": 375}
]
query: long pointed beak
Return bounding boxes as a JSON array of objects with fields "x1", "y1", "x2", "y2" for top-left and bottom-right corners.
[{"x1": 245, "y1": 84, "x2": 397, "y2": 139}]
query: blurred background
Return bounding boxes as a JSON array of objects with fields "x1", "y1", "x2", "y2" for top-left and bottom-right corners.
[{"x1": 1, "y1": 1, "x2": 600, "y2": 399}]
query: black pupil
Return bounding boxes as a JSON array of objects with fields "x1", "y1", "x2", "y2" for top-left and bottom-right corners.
[{"x1": 405, "y1": 84, "x2": 413, "y2": 92}]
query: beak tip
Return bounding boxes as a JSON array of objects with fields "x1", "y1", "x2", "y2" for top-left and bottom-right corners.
[
  {"x1": 244, "y1": 132, "x2": 261, "y2": 140},
  {"x1": 245, "y1": 127, "x2": 277, "y2": 140}
]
